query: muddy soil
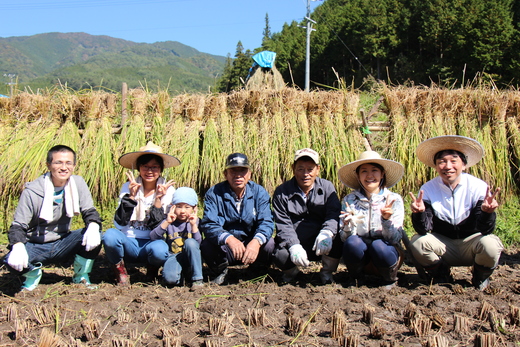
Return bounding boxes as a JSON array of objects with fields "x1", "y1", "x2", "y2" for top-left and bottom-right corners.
[{"x1": 0, "y1": 245, "x2": 519, "y2": 347}]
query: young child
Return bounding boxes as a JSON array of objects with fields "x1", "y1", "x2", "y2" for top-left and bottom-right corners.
[{"x1": 150, "y1": 187, "x2": 203, "y2": 288}]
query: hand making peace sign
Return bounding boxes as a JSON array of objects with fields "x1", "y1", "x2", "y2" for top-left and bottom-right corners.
[
  {"x1": 156, "y1": 179, "x2": 176, "y2": 200},
  {"x1": 166, "y1": 204, "x2": 177, "y2": 224},
  {"x1": 481, "y1": 187, "x2": 501, "y2": 213},
  {"x1": 409, "y1": 190, "x2": 425, "y2": 213},
  {"x1": 125, "y1": 170, "x2": 142, "y2": 199},
  {"x1": 380, "y1": 199, "x2": 395, "y2": 220}
]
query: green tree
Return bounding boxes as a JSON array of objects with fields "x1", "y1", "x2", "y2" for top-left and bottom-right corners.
[
  {"x1": 216, "y1": 41, "x2": 253, "y2": 92},
  {"x1": 262, "y1": 13, "x2": 273, "y2": 51}
]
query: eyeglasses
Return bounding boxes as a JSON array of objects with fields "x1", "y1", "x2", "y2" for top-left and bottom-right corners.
[
  {"x1": 51, "y1": 161, "x2": 75, "y2": 167},
  {"x1": 141, "y1": 165, "x2": 161, "y2": 172}
]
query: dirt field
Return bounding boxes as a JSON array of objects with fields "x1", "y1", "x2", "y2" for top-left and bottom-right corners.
[{"x1": 0, "y1": 245, "x2": 519, "y2": 347}]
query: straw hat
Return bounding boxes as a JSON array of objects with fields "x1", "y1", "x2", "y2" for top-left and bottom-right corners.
[
  {"x1": 118, "y1": 141, "x2": 181, "y2": 169},
  {"x1": 338, "y1": 151, "x2": 404, "y2": 189},
  {"x1": 416, "y1": 135, "x2": 484, "y2": 168}
]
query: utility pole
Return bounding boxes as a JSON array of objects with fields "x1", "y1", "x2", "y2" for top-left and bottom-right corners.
[
  {"x1": 4, "y1": 74, "x2": 16, "y2": 96},
  {"x1": 300, "y1": 0, "x2": 316, "y2": 92}
]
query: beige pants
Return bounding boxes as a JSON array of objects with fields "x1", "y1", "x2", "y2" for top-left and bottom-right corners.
[{"x1": 410, "y1": 233, "x2": 504, "y2": 268}]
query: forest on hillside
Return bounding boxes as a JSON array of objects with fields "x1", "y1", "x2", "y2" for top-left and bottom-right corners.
[{"x1": 218, "y1": 0, "x2": 520, "y2": 91}]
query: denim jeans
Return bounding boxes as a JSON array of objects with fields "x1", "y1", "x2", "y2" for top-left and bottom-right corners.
[
  {"x1": 162, "y1": 238, "x2": 203, "y2": 285},
  {"x1": 343, "y1": 234, "x2": 399, "y2": 268},
  {"x1": 5, "y1": 228, "x2": 100, "y2": 274},
  {"x1": 102, "y1": 228, "x2": 168, "y2": 267}
]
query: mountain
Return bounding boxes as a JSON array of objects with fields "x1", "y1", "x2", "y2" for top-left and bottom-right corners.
[{"x1": 0, "y1": 32, "x2": 227, "y2": 93}]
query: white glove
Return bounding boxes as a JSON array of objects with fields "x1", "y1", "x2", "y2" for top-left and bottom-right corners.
[
  {"x1": 312, "y1": 229, "x2": 334, "y2": 256},
  {"x1": 341, "y1": 212, "x2": 366, "y2": 236},
  {"x1": 7, "y1": 243, "x2": 29, "y2": 272},
  {"x1": 289, "y1": 244, "x2": 310, "y2": 267},
  {"x1": 82, "y1": 223, "x2": 101, "y2": 252}
]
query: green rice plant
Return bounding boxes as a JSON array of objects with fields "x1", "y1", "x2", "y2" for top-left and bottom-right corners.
[
  {"x1": 162, "y1": 116, "x2": 199, "y2": 188},
  {"x1": 253, "y1": 114, "x2": 282, "y2": 192},
  {"x1": 334, "y1": 108, "x2": 365, "y2": 199},
  {"x1": 506, "y1": 116, "x2": 520, "y2": 194},
  {"x1": 199, "y1": 119, "x2": 224, "y2": 190},
  {"x1": 54, "y1": 121, "x2": 82, "y2": 151},
  {"x1": 115, "y1": 114, "x2": 147, "y2": 181},
  {"x1": 78, "y1": 117, "x2": 119, "y2": 206}
]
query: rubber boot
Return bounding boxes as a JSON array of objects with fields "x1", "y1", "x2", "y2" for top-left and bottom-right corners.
[
  {"x1": 424, "y1": 259, "x2": 453, "y2": 283},
  {"x1": 112, "y1": 260, "x2": 129, "y2": 286},
  {"x1": 376, "y1": 261, "x2": 399, "y2": 290},
  {"x1": 319, "y1": 255, "x2": 340, "y2": 284},
  {"x1": 22, "y1": 263, "x2": 43, "y2": 291},
  {"x1": 472, "y1": 263, "x2": 495, "y2": 291},
  {"x1": 281, "y1": 266, "x2": 301, "y2": 283},
  {"x1": 346, "y1": 263, "x2": 365, "y2": 287},
  {"x1": 146, "y1": 264, "x2": 160, "y2": 282},
  {"x1": 72, "y1": 255, "x2": 96, "y2": 288},
  {"x1": 212, "y1": 261, "x2": 229, "y2": 285}
]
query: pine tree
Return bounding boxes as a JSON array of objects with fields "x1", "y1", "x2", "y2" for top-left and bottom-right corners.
[{"x1": 216, "y1": 41, "x2": 253, "y2": 92}]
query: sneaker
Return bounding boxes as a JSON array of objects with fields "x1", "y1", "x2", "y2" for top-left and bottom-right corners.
[{"x1": 190, "y1": 280, "x2": 204, "y2": 291}]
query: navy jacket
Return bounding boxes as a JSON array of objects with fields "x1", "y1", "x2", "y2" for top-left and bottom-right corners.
[
  {"x1": 273, "y1": 177, "x2": 340, "y2": 249},
  {"x1": 200, "y1": 180, "x2": 274, "y2": 246}
]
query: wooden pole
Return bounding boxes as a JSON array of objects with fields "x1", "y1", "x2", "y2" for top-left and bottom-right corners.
[{"x1": 121, "y1": 82, "x2": 128, "y2": 137}]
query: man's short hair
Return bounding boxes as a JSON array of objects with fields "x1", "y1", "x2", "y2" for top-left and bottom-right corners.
[
  {"x1": 434, "y1": 150, "x2": 468, "y2": 165},
  {"x1": 47, "y1": 145, "x2": 76, "y2": 164}
]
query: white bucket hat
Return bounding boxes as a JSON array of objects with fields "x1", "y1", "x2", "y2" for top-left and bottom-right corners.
[
  {"x1": 338, "y1": 151, "x2": 404, "y2": 189},
  {"x1": 118, "y1": 141, "x2": 181, "y2": 169},
  {"x1": 416, "y1": 135, "x2": 484, "y2": 168}
]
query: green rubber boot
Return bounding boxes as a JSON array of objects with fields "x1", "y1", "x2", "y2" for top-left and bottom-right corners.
[
  {"x1": 22, "y1": 264, "x2": 43, "y2": 291},
  {"x1": 73, "y1": 255, "x2": 96, "y2": 288}
]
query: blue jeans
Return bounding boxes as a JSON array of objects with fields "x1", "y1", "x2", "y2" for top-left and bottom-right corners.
[
  {"x1": 102, "y1": 228, "x2": 168, "y2": 267},
  {"x1": 4, "y1": 229, "x2": 100, "y2": 274},
  {"x1": 162, "y1": 238, "x2": 203, "y2": 285},
  {"x1": 343, "y1": 235, "x2": 399, "y2": 269}
]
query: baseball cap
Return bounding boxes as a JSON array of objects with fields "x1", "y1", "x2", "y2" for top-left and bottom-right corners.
[
  {"x1": 225, "y1": 153, "x2": 250, "y2": 169},
  {"x1": 294, "y1": 148, "x2": 319, "y2": 165}
]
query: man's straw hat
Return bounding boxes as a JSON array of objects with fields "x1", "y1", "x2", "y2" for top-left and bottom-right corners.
[
  {"x1": 118, "y1": 141, "x2": 181, "y2": 169},
  {"x1": 416, "y1": 135, "x2": 484, "y2": 168},
  {"x1": 338, "y1": 151, "x2": 404, "y2": 189}
]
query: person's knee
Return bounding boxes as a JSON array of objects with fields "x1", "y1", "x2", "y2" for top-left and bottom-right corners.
[
  {"x1": 476, "y1": 235, "x2": 504, "y2": 267},
  {"x1": 102, "y1": 228, "x2": 122, "y2": 247},
  {"x1": 369, "y1": 241, "x2": 398, "y2": 267},
  {"x1": 184, "y1": 238, "x2": 200, "y2": 251},
  {"x1": 148, "y1": 241, "x2": 169, "y2": 262}
]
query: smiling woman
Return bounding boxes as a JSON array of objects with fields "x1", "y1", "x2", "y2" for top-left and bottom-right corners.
[
  {"x1": 337, "y1": 150, "x2": 405, "y2": 288},
  {"x1": 102, "y1": 142, "x2": 181, "y2": 286}
]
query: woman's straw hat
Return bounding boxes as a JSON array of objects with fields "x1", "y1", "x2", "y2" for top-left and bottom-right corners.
[
  {"x1": 416, "y1": 135, "x2": 484, "y2": 168},
  {"x1": 118, "y1": 141, "x2": 181, "y2": 169},
  {"x1": 338, "y1": 151, "x2": 404, "y2": 189}
]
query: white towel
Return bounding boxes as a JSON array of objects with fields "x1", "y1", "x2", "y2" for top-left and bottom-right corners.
[
  {"x1": 130, "y1": 176, "x2": 166, "y2": 222},
  {"x1": 39, "y1": 173, "x2": 80, "y2": 223}
]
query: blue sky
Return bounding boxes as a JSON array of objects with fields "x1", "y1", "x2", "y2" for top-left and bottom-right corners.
[{"x1": 0, "y1": 0, "x2": 323, "y2": 57}]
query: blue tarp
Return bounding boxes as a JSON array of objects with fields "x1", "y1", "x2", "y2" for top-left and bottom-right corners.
[
  {"x1": 252, "y1": 51, "x2": 276, "y2": 69},
  {"x1": 0, "y1": 94, "x2": 9, "y2": 98}
]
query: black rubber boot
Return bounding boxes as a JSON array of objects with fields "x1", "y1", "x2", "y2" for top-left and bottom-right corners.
[
  {"x1": 424, "y1": 259, "x2": 453, "y2": 283},
  {"x1": 472, "y1": 263, "x2": 495, "y2": 291},
  {"x1": 211, "y1": 261, "x2": 229, "y2": 285},
  {"x1": 376, "y1": 261, "x2": 399, "y2": 289}
]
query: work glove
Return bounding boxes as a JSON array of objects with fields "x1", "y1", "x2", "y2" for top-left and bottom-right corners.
[
  {"x1": 7, "y1": 242, "x2": 29, "y2": 272},
  {"x1": 289, "y1": 244, "x2": 310, "y2": 267},
  {"x1": 82, "y1": 223, "x2": 101, "y2": 252},
  {"x1": 340, "y1": 210, "x2": 367, "y2": 237},
  {"x1": 312, "y1": 229, "x2": 334, "y2": 256}
]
